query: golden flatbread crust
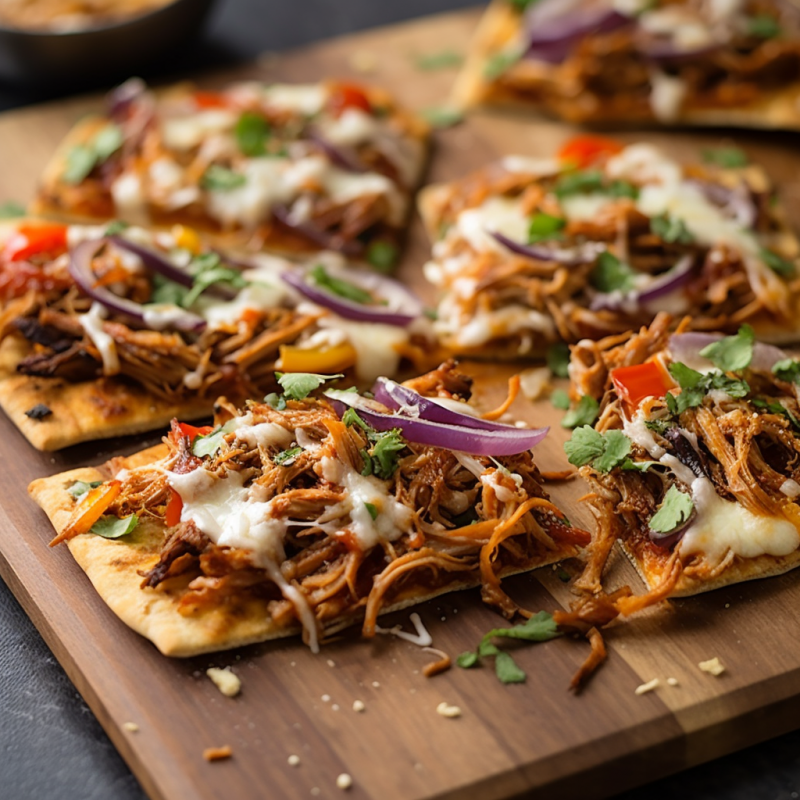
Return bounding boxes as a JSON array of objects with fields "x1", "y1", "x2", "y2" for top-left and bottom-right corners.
[
  {"x1": 453, "y1": 1, "x2": 800, "y2": 130},
  {"x1": 29, "y1": 447, "x2": 576, "y2": 656}
]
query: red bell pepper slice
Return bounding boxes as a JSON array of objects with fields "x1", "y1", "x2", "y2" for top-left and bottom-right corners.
[
  {"x1": 4, "y1": 223, "x2": 68, "y2": 263},
  {"x1": 193, "y1": 91, "x2": 229, "y2": 109},
  {"x1": 177, "y1": 422, "x2": 213, "y2": 440},
  {"x1": 558, "y1": 135, "x2": 624, "y2": 169},
  {"x1": 327, "y1": 83, "x2": 372, "y2": 117},
  {"x1": 611, "y1": 362, "x2": 671, "y2": 409},
  {"x1": 165, "y1": 488, "x2": 184, "y2": 527}
]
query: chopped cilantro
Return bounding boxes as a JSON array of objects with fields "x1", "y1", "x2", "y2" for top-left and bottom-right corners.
[
  {"x1": 235, "y1": 111, "x2": 271, "y2": 157},
  {"x1": 649, "y1": 485, "x2": 693, "y2": 534},
  {"x1": 104, "y1": 219, "x2": 130, "y2": 236},
  {"x1": 366, "y1": 241, "x2": 398, "y2": 273},
  {"x1": 364, "y1": 502, "x2": 379, "y2": 520},
  {"x1": 667, "y1": 361, "x2": 750, "y2": 414},
  {"x1": 415, "y1": 50, "x2": 463, "y2": 71},
  {"x1": 508, "y1": 0, "x2": 541, "y2": 9},
  {"x1": 274, "y1": 446, "x2": 303, "y2": 466},
  {"x1": 760, "y1": 247, "x2": 796, "y2": 278},
  {"x1": 561, "y1": 395, "x2": 600, "y2": 429},
  {"x1": 276, "y1": 372, "x2": 344, "y2": 401},
  {"x1": 68, "y1": 479, "x2": 102, "y2": 499},
  {"x1": 63, "y1": 124, "x2": 123, "y2": 184},
  {"x1": 701, "y1": 146, "x2": 748, "y2": 169},
  {"x1": 90, "y1": 514, "x2": 139, "y2": 539},
  {"x1": 528, "y1": 212, "x2": 565, "y2": 244},
  {"x1": 591, "y1": 251, "x2": 636, "y2": 294},
  {"x1": 311, "y1": 265, "x2": 372, "y2": 304},
  {"x1": 150, "y1": 273, "x2": 186, "y2": 306},
  {"x1": 0, "y1": 201, "x2": 25, "y2": 218},
  {"x1": 182, "y1": 252, "x2": 248, "y2": 307},
  {"x1": 564, "y1": 426, "x2": 631, "y2": 472},
  {"x1": 551, "y1": 388, "x2": 571, "y2": 410},
  {"x1": 343, "y1": 407, "x2": 370, "y2": 431},
  {"x1": 264, "y1": 392, "x2": 287, "y2": 410},
  {"x1": 370, "y1": 429, "x2": 406, "y2": 479},
  {"x1": 192, "y1": 419, "x2": 238, "y2": 458},
  {"x1": 650, "y1": 213, "x2": 694, "y2": 244},
  {"x1": 484, "y1": 50, "x2": 521, "y2": 79},
  {"x1": 699, "y1": 324, "x2": 754, "y2": 372},
  {"x1": 772, "y1": 358, "x2": 800, "y2": 384},
  {"x1": 556, "y1": 567, "x2": 571, "y2": 583},
  {"x1": 201, "y1": 164, "x2": 247, "y2": 192},
  {"x1": 747, "y1": 14, "x2": 781, "y2": 39},
  {"x1": 645, "y1": 418, "x2": 671, "y2": 436},
  {"x1": 621, "y1": 458, "x2": 661, "y2": 472},
  {"x1": 752, "y1": 397, "x2": 800, "y2": 431},
  {"x1": 457, "y1": 611, "x2": 561, "y2": 684},
  {"x1": 546, "y1": 341, "x2": 570, "y2": 378},
  {"x1": 420, "y1": 106, "x2": 464, "y2": 129},
  {"x1": 608, "y1": 180, "x2": 639, "y2": 199},
  {"x1": 554, "y1": 170, "x2": 638, "y2": 200}
]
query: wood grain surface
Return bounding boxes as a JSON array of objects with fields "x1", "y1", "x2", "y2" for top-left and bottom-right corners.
[{"x1": 3, "y1": 8, "x2": 800, "y2": 800}]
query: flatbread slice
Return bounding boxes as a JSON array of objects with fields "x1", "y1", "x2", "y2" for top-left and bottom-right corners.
[
  {"x1": 29, "y1": 364, "x2": 589, "y2": 656},
  {"x1": 418, "y1": 138, "x2": 800, "y2": 358},
  {"x1": 563, "y1": 314, "x2": 800, "y2": 600},
  {"x1": 0, "y1": 218, "x2": 433, "y2": 450},
  {"x1": 453, "y1": 0, "x2": 800, "y2": 130},
  {"x1": 32, "y1": 78, "x2": 429, "y2": 269}
]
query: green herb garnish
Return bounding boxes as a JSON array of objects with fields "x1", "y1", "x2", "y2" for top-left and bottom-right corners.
[
  {"x1": 560, "y1": 395, "x2": 600, "y2": 429},
  {"x1": 564, "y1": 426, "x2": 630, "y2": 472},
  {"x1": 182, "y1": 252, "x2": 248, "y2": 307},
  {"x1": 554, "y1": 170, "x2": 638, "y2": 200},
  {"x1": 311, "y1": 265, "x2": 372, "y2": 304},
  {"x1": 649, "y1": 485, "x2": 693, "y2": 534},
  {"x1": 264, "y1": 392, "x2": 287, "y2": 410},
  {"x1": 342, "y1": 407, "x2": 406, "y2": 479},
  {"x1": 667, "y1": 361, "x2": 749, "y2": 414},
  {"x1": 274, "y1": 446, "x2": 303, "y2": 466},
  {"x1": 760, "y1": 247, "x2": 796, "y2": 278},
  {"x1": 747, "y1": 15, "x2": 781, "y2": 39},
  {"x1": 366, "y1": 241, "x2": 398, "y2": 273},
  {"x1": 364, "y1": 502, "x2": 379, "y2": 520},
  {"x1": 68, "y1": 480, "x2": 102, "y2": 500},
  {"x1": 421, "y1": 106, "x2": 464, "y2": 129},
  {"x1": 650, "y1": 213, "x2": 694, "y2": 244},
  {"x1": 104, "y1": 219, "x2": 130, "y2": 236},
  {"x1": 201, "y1": 164, "x2": 247, "y2": 192},
  {"x1": 0, "y1": 201, "x2": 25, "y2": 218},
  {"x1": 701, "y1": 146, "x2": 748, "y2": 169},
  {"x1": 591, "y1": 251, "x2": 636, "y2": 294},
  {"x1": 551, "y1": 388, "x2": 571, "y2": 410},
  {"x1": 415, "y1": 50, "x2": 463, "y2": 71},
  {"x1": 192, "y1": 419, "x2": 238, "y2": 458},
  {"x1": 276, "y1": 372, "x2": 344, "y2": 401},
  {"x1": 90, "y1": 514, "x2": 139, "y2": 539},
  {"x1": 235, "y1": 111, "x2": 271, "y2": 157},
  {"x1": 699, "y1": 324, "x2": 755, "y2": 372},
  {"x1": 528, "y1": 212, "x2": 565, "y2": 244},
  {"x1": 772, "y1": 358, "x2": 800, "y2": 384},
  {"x1": 484, "y1": 49, "x2": 522, "y2": 79},
  {"x1": 546, "y1": 341, "x2": 570, "y2": 378},
  {"x1": 63, "y1": 123, "x2": 124, "y2": 184},
  {"x1": 751, "y1": 397, "x2": 800, "y2": 431}
]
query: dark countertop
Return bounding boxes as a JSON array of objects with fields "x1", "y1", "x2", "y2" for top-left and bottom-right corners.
[{"x1": 1, "y1": 2, "x2": 800, "y2": 798}]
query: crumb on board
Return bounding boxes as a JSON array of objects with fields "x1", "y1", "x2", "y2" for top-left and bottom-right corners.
[
  {"x1": 288, "y1": 754, "x2": 301, "y2": 767},
  {"x1": 122, "y1": 722, "x2": 139, "y2": 733},
  {"x1": 327, "y1": 659, "x2": 336, "y2": 668},
  {"x1": 666, "y1": 677, "x2": 679, "y2": 687},
  {"x1": 311, "y1": 788, "x2": 320, "y2": 797},
  {"x1": 321, "y1": 694, "x2": 331, "y2": 702},
  {"x1": 206, "y1": 667, "x2": 241, "y2": 698},
  {"x1": 352, "y1": 700, "x2": 365, "y2": 713},
  {"x1": 336, "y1": 773, "x2": 353, "y2": 790},
  {"x1": 634, "y1": 678, "x2": 660, "y2": 695},
  {"x1": 436, "y1": 701, "x2": 462, "y2": 718},
  {"x1": 332, "y1": 704, "x2": 340, "y2": 711},
  {"x1": 699, "y1": 657, "x2": 726, "y2": 676},
  {"x1": 349, "y1": 50, "x2": 377, "y2": 73},
  {"x1": 203, "y1": 745, "x2": 233, "y2": 762},
  {"x1": 371, "y1": 681, "x2": 380, "y2": 688}
]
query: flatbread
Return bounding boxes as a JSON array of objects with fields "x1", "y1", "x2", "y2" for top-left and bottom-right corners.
[{"x1": 453, "y1": 0, "x2": 800, "y2": 131}]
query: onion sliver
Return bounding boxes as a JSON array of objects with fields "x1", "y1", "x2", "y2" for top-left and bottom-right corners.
[
  {"x1": 591, "y1": 255, "x2": 695, "y2": 311},
  {"x1": 490, "y1": 230, "x2": 602, "y2": 266},
  {"x1": 307, "y1": 129, "x2": 366, "y2": 173},
  {"x1": 69, "y1": 239, "x2": 206, "y2": 333},
  {"x1": 272, "y1": 204, "x2": 364, "y2": 258},
  {"x1": 324, "y1": 389, "x2": 548, "y2": 456},
  {"x1": 281, "y1": 267, "x2": 422, "y2": 327},
  {"x1": 668, "y1": 332, "x2": 788, "y2": 373},
  {"x1": 373, "y1": 377, "x2": 516, "y2": 432}
]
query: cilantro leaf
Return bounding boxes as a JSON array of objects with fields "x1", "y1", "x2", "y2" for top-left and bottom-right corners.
[
  {"x1": 494, "y1": 651, "x2": 526, "y2": 684},
  {"x1": 554, "y1": 170, "x2": 638, "y2": 200},
  {"x1": 528, "y1": 212, "x2": 565, "y2": 244},
  {"x1": 772, "y1": 358, "x2": 800, "y2": 384},
  {"x1": 201, "y1": 164, "x2": 247, "y2": 192},
  {"x1": 421, "y1": 106, "x2": 464, "y2": 129},
  {"x1": 311, "y1": 265, "x2": 372, "y2": 304},
  {"x1": 752, "y1": 397, "x2": 800, "y2": 431},
  {"x1": 546, "y1": 341, "x2": 570, "y2": 378},
  {"x1": 760, "y1": 247, "x2": 796, "y2": 278},
  {"x1": 484, "y1": 50, "x2": 521, "y2": 79},
  {"x1": 364, "y1": 502, "x2": 379, "y2": 520},
  {"x1": 594, "y1": 430, "x2": 632, "y2": 472},
  {"x1": 343, "y1": 407, "x2": 370, "y2": 431},
  {"x1": 370, "y1": 429, "x2": 406, "y2": 479},
  {"x1": 264, "y1": 392, "x2": 287, "y2": 410},
  {"x1": 277, "y1": 372, "x2": 344, "y2": 400},
  {"x1": 235, "y1": 111, "x2": 271, "y2": 157},
  {"x1": 561, "y1": 395, "x2": 600, "y2": 429},
  {"x1": 274, "y1": 446, "x2": 302, "y2": 466},
  {"x1": 551, "y1": 388, "x2": 571, "y2": 410},
  {"x1": 150, "y1": 273, "x2": 187, "y2": 306},
  {"x1": 667, "y1": 360, "x2": 751, "y2": 414},
  {"x1": 564, "y1": 426, "x2": 631, "y2": 472},
  {"x1": 699, "y1": 324, "x2": 754, "y2": 372},
  {"x1": 649, "y1": 485, "x2": 693, "y2": 534},
  {"x1": 702, "y1": 146, "x2": 748, "y2": 169},
  {"x1": 90, "y1": 514, "x2": 139, "y2": 539},
  {"x1": 650, "y1": 213, "x2": 694, "y2": 244},
  {"x1": 104, "y1": 219, "x2": 130, "y2": 236},
  {"x1": 415, "y1": 50, "x2": 463, "y2": 71},
  {"x1": 508, "y1": 0, "x2": 541, "y2": 9},
  {"x1": 366, "y1": 241, "x2": 398, "y2": 273},
  {"x1": 192, "y1": 419, "x2": 238, "y2": 458},
  {"x1": 182, "y1": 257, "x2": 248, "y2": 308},
  {"x1": 621, "y1": 459, "x2": 661, "y2": 472},
  {"x1": 63, "y1": 124, "x2": 123, "y2": 184},
  {"x1": 591, "y1": 251, "x2": 636, "y2": 293},
  {"x1": 747, "y1": 14, "x2": 781, "y2": 39},
  {"x1": 480, "y1": 611, "x2": 561, "y2": 644},
  {"x1": 68, "y1": 479, "x2": 102, "y2": 499},
  {"x1": 0, "y1": 201, "x2": 25, "y2": 218},
  {"x1": 456, "y1": 651, "x2": 479, "y2": 668}
]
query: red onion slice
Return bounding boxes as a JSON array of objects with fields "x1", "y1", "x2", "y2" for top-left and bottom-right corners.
[
  {"x1": 668, "y1": 332, "x2": 788, "y2": 372},
  {"x1": 69, "y1": 239, "x2": 206, "y2": 333},
  {"x1": 591, "y1": 255, "x2": 695, "y2": 311},
  {"x1": 639, "y1": 39, "x2": 720, "y2": 64},
  {"x1": 648, "y1": 518, "x2": 693, "y2": 550},
  {"x1": 324, "y1": 389, "x2": 549, "y2": 456},
  {"x1": 687, "y1": 179, "x2": 758, "y2": 230},
  {"x1": 281, "y1": 267, "x2": 422, "y2": 327},
  {"x1": 307, "y1": 129, "x2": 366, "y2": 173},
  {"x1": 490, "y1": 230, "x2": 603, "y2": 266},
  {"x1": 372, "y1": 377, "x2": 515, "y2": 431},
  {"x1": 272, "y1": 204, "x2": 364, "y2": 258},
  {"x1": 107, "y1": 77, "x2": 147, "y2": 120}
]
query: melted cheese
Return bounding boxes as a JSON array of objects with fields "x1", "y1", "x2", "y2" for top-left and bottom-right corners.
[
  {"x1": 79, "y1": 302, "x2": 120, "y2": 375},
  {"x1": 111, "y1": 171, "x2": 149, "y2": 224},
  {"x1": 161, "y1": 109, "x2": 237, "y2": 151},
  {"x1": 264, "y1": 84, "x2": 326, "y2": 116},
  {"x1": 454, "y1": 196, "x2": 530, "y2": 253},
  {"x1": 560, "y1": 193, "x2": 618, "y2": 222},
  {"x1": 650, "y1": 71, "x2": 688, "y2": 122},
  {"x1": 450, "y1": 304, "x2": 557, "y2": 348},
  {"x1": 319, "y1": 108, "x2": 379, "y2": 147}
]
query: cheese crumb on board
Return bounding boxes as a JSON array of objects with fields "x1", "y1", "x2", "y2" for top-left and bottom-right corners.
[
  {"x1": 327, "y1": 659, "x2": 336, "y2": 668},
  {"x1": 699, "y1": 657, "x2": 726, "y2": 676},
  {"x1": 321, "y1": 694, "x2": 331, "y2": 702},
  {"x1": 666, "y1": 677, "x2": 679, "y2": 687},
  {"x1": 122, "y1": 722, "x2": 139, "y2": 733},
  {"x1": 288, "y1": 755, "x2": 301, "y2": 767},
  {"x1": 336, "y1": 773, "x2": 353, "y2": 790},
  {"x1": 352, "y1": 700, "x2": 365, "y2": 712},
  {"x1": 203, "y1": 745, "x2": 233, "y2": 762},
  {"x1": 436, "y1": 701, "x2": 462, "y2": 718},
  {"x1": 206, "y1": 667, "x2": 241, "y2": 698},
  {"x1": 634, "y1": 678, "x2": 660, "y2": 695}
]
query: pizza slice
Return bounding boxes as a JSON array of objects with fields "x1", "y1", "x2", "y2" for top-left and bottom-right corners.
[
  {"x1": 419, "y1": 136, "x2": 800, "y2": 358},
  {"x1": 563, "y1": 313, "x2": 800, "y2": 601},
  {"x1": 454, "y1": 0, "x2": 800, "y2": 129},
  {"x1": 32, "y1": 77, "x2": 429, "y2": 270},
  {"x1": 0, "y1": 218, "x2": 434, "y2": 450},
  {"x1": 29, "y1": 363, "x2": 589, "y2": 656}
]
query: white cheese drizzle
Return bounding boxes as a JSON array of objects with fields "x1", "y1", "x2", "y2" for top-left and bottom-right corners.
[{"x1": 79, "y1": 302, "x2": 120, "y2": 376}]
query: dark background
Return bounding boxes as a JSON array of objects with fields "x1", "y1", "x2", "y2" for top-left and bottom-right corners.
[{"x1": 2, "y1": 1, "x2": 800, "y2": 798}]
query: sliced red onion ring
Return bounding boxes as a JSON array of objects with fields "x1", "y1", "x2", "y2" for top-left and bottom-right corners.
[
  {"x1": 639, "y1": 39, "x2": 720, "y2": 64},
  {"x1": 324, "y1": 389, "x2": 549, "y2": 456},
  {"x1": 69, "y1": 239, "x2": 206, "y2": 333},
  {"x1": 490, "y1": 231, "x2": 603, "y2": 266},
  {"x1": 372, "y1": 377, "x2": 515, "y2": 431},
  {"x1": 687, "y1": 179, "x2": 757, "y2": 230},
  {"x1": 648, "y1": 517, "x2": 693, "y2": 550},
  {"x1": 307, "y1": 129, "x2": 366, "y2": 173},
  {"x1": 281, "y1": 267, "x2": 422, "y2": 327},
  {"x1": 272, "y1": 204, "x2": 364, "y2": 258},
  {"x1": 591, "y1": 255, "x2": 695, "y2": 311},
  {"x1": 668, "y1": 332, "x2": 788, "y2": 372},
  {"x1": 107, "y1": 77, "x2": 147, "y2": 120}
]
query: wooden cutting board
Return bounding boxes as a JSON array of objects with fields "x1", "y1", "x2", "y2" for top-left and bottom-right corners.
[{"x1": 3, "y1": 8, "x2": 800, "y2": 800}]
